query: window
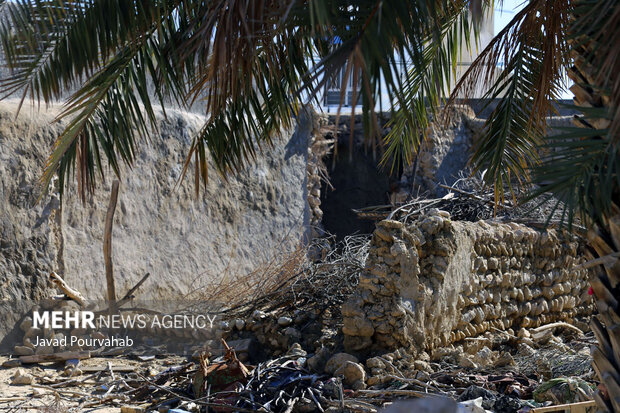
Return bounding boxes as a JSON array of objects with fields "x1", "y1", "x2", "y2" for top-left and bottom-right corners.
[{"x1": 323, "y1": 67, "x2": 361, "y2": 107}]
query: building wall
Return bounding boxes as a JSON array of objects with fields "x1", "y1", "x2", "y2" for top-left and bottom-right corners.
[{"x1": 0, "y1": 101, "x2": 312, "y2": 348}]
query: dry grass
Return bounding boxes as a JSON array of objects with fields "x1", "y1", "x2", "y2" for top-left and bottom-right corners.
[{"x1": 176, "y1": 232, "x2": 370, "y2": 318}]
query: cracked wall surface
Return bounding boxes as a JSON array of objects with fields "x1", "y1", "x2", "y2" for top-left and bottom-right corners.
[{"x1": 0, "y1": 101, "x2": 311, "y2": 349}]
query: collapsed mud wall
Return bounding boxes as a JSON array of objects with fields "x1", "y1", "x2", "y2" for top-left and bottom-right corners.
[
  {"x1": 0, "y1": 101, "x2": 312, "y2": 345},
  {"x1": 403, "y1": 105, "x2": 479, "y2": 197},
  {"x1": 342, "y1": 210, "x2": 595, "y2": 355}
]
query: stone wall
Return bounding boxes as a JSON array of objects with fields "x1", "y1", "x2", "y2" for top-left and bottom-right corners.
[{"x1": 342, "y1": 210, "x2": 595, "y2": 356}]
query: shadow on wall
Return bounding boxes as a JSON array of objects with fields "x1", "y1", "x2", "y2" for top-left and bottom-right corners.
[{"x1": 320, "y1": 144, "x2": 391, "y2": 240}]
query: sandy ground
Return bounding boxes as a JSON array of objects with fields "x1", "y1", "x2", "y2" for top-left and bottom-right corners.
[{"x1": 0, "y1": 355, "x2": 186, "y2": 412}]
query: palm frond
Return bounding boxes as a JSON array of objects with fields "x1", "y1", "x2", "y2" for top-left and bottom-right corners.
[
  {"x1": 381, "y1": 0, "x2": 483, "y2": 171},
  {"x1": 529, "y1": 107, "x2": 617, "y2": 228},
  {"x1": 570, "y1": 0, "x2": 620, "y2": 142},
  {"x1": 445, "y1": 0, "x2": 571, "y2": 202}
]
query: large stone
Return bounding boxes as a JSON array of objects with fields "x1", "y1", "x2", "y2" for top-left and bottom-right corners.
[
  {"x1": 307, "y1": 347, "x2": 331, "y2": 373},
  {"x1": 342, "y1": 316, "x2": 374, "y2": 337},
  {"x1": 13, "y1": 345, "x2": 34, "y2": 356},
  {"x1": 11, "y1": 368, "x2": 34, "y2": 385},
  {"x1": 334, "y1": 361, "x2": 366, "y2": 386},
  {"x1": 324, "y1": 353, "x2": 359, "y2": 375}
]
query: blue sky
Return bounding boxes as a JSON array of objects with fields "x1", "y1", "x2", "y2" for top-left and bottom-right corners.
[{"x1": 494, "y1": 0, "x2": 524, "y2": 35}]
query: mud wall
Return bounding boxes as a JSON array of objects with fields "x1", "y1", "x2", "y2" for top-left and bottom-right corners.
[
  {"x1": 342, "y1": 210, "x2": 595, "y2": 355},
  {"x1": 0, "y1": 101, "x2": 312, "y2": 343}
]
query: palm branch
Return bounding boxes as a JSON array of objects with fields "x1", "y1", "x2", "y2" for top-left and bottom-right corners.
[
  {"x1": 441, "y1": 0, "x2": 619, "y2": 409},
  {"x1": 0, "y1": 0, "x2": 487, "y2": 200}
]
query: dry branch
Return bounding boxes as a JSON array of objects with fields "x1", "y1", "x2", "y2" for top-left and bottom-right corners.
[
  {"x1": 49, "y1": 272, "x2": 86, "y2": 306},
  {"x1": 115, "y1": 272, "x2": 151, "y2": 309},
  {"x1": 104, "y1": 180, "x2": 120, "y2": 314}
]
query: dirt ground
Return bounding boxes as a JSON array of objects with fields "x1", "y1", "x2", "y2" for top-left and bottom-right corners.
[{"x1": 0, "y1": 355, "x2": 186, "y2": 412}]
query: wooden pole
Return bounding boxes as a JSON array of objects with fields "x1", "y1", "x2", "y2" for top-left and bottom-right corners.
[{"x1": 104, "y1": 180, "x2": 120, "y2": 314}]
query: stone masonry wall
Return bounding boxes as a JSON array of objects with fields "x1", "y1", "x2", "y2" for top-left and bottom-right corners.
[{"x1": 342, "y1": 210, "x2": 595, "y2": 355}]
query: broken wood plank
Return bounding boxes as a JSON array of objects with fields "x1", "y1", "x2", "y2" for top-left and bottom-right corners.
[
  {"x1": 80, "y1": 365, "x2": 136, "y2": 373},
  {"x1": 19, "y1": 351, "x2": 91, "y2": 363}
]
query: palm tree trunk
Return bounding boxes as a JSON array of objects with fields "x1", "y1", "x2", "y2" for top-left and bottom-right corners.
[{"x1": 569, "y1": 24, "x2": 620, "y2": 413}]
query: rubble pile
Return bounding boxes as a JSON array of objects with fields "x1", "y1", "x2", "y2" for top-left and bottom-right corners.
[{"x1": 0, "y1": 210, "x2": 603, "y2": 412}]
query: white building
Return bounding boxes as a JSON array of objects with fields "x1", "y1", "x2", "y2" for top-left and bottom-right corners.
[{"x1": 318, "y1": 11, "x2": 495, "y2": 112}]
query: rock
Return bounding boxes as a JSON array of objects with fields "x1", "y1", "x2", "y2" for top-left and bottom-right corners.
[
  {"x1": 24, "y1": 327, "x2": 42, "y2": 340},
  {"x1": 14, "y1": 345, "x2": 34, "y2": 356},
  {"x1": 307, "y1": 347, "x2": 331, "y2": 373},
  {"x1": 458, "y1": 354, "x2": 478, "y2": 369},
  {"x1": 472, "y1": 347, "x2": 497, "y2": 367},
  {"x1": 2, "y1": 359, "x2": 22, "y2": 368},
  {"x1": 342, "y1": 316, "x2": 374, "y2": 337},
  {"x1": 367, "y1": 375, "x2": 384, "y2": 387},
  {"x1": 63, "y1": 367, "x2": 83, "y2": 377},
  {"x1": 32, "y1": 387, "x2": 46, "y2": 397},
  {"x1": 277, "y1": 316, "x2": 293, "y2": 327},
  {"x1": 366, "y1": 357, "x2": 386, "y2": 370},
  {"x1": 287, "y1": 343, "x2": 307, "y2": 357},
  {"x1": 252, "y1": 310, "x2": 267, "y2": 320},
  {"x1": 494, "y1": 352, "x2": 515, "y2": 367},
  {"x1": 226, "y1": 338, "x2": 255, "y2": 360},
  {"x1": 284, "y1": 327, "x2": 301, "y2": 344},
  {"x1": 351, "y1": 379, "x2": 367, "y2": 390},
  {"x1": 413, "y1": 360, "x2": 432, "y2": 372},
  {"x1": 35, "y1": 344, "x2": 54, "y2": 355},
  {"x1": 343, "y1": 335, "x2": 372, "y2": 352},
  {"x1": 334, "y1": 361, "x2": 366, "y2": 386},
  {"x1": 324, "y1": 353, "x2": 359, "y2": 375},
  {"x1": 19, "y1": 317, "x2": 33, "y2": 332},
  {"x1": 235, "y1": 319, "x2": 245, "y2": 330},
  {"x1": 11, "y1": 368, "x2": 34, "y2": 385},
  {"x1": 23, "y1": 337, "x2": 35, "y2": 349}
]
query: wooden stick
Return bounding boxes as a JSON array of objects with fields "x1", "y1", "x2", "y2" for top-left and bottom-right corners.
[
  {"x1": 49, "y1": 272, "x2": 86, "y2": 306},
  {"x1": 115, "y1": 272, "x2": 151, "y2": 308},
  {"x1": 532, "y1": 322, "x2": 584, "y2": 336},
  {"x1": 104, "y1": 180, "x2": 120, "y2": 315},
  {"x1": 19, "y1": 351, "x2": 91, "y2": 364},
  {"x1": 354, "y1": 389, "x2": 433, "y2": 398},
  {"x1": 0, "y1": 397, "x2": 29, "y2": 402}
]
